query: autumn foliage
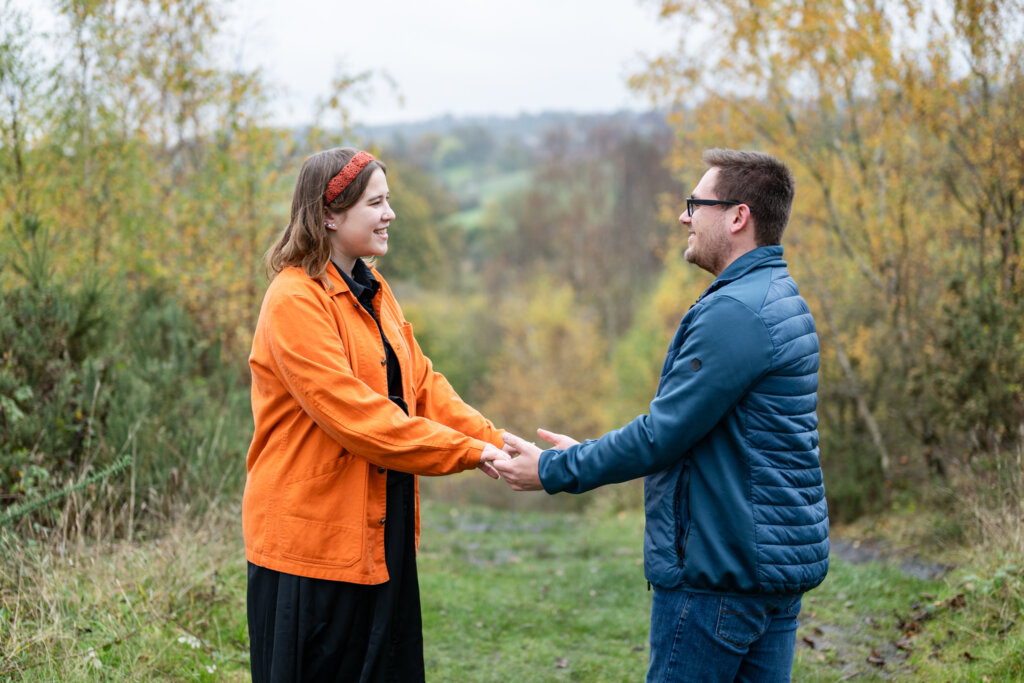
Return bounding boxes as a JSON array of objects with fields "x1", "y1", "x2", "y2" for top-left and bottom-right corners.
[
  {"x1": 631, "y1": 0, "x2": 1024, "y2": 518},
  {"x1": 1, "y1": 0, "x2": 1021, "y2": 533}
]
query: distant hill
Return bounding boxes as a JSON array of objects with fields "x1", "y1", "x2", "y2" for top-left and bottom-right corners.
[{"x1": 354, "y1": 109, "x2": 672, "y2": 150}]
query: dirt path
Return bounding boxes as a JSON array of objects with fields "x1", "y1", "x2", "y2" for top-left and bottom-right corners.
[
  {"x1": 830, "y1": 537, "x2": 954, "y2": 580},
  {"x1": 798, "y1": 536, "x2": 956, "y2": 680}
]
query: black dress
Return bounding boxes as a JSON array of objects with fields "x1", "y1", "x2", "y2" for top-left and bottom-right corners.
[{"x1": 247, "y1": 260, "x2": 424, "y2": 683}]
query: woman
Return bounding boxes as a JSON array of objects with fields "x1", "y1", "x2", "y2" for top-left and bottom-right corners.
[{"x1": 243, "y1": 147, "x2": 507, "y2": 682}]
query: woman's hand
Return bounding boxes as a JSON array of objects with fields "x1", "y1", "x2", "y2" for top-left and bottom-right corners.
[{"x1": 477, "y1": 442, "x2": 511, "y2": 479}]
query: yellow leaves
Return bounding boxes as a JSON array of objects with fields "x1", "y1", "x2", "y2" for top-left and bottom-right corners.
[
  {"x1": 479, "y1": 277, "x2": 617, "y2": 439},
  {"x1": 655, "y1": 1, "x2": 684, "y2": 19}
]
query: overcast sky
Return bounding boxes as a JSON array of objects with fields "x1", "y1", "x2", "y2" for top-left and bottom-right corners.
[{"x1": 225, "y1": 0, "x2": 680, "y2": 126}]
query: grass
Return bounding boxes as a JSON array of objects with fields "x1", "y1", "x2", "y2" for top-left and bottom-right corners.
[
  {"x1": 0, "y1": 505, "x2": 251, "y2": 681},
  {"x1": 794, "y1": 555, "x2": 1024, "y2": 681},
  {"x1": 418, "y1": 500, "x2": 650, "y2": 681},
  {"x1": 1, "y1": 494, "x2": 1022, "y2": 681}
]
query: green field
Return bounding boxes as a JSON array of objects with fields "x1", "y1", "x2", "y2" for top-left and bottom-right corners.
[
  {"x1": 440, "y1": 166, "x2": 533, "y2": 232},
  {"x1": 1, "y1": 498, "x2": 1021, "y2": 681}
]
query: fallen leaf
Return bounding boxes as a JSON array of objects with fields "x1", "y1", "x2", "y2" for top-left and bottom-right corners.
[
  {"x1": 867, "y1": 655, "x2": 886, "y2": 667},
  {"x1": 962, "y1": 651, "x2": 977, "y2": 662},
  {"x1": 555, "y1": 658, "x2": 569, "y2": 668},
  {"x1": 802, "y1": 636, "x2": 816, "y2": 649}
]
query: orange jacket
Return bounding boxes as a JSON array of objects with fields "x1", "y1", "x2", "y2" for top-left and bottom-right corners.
[{"x1": 243, "y1": 263, "x2": 503, "y2": 583}]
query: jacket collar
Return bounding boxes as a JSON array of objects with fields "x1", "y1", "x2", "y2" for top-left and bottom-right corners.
[
  {"x1": 319, "y1": 261, "x2": 350, "y2": 297},
  {"x1": 333, "y1": 258, "x2": 380, "y2": 305},
  {"x1": 699, "y1": 245, "x2": 785, "y2": 302}
]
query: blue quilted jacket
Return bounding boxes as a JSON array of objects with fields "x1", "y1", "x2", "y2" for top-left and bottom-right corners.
[{"x1": 539, "y1": 246, "x2": 829, "y2": 595}]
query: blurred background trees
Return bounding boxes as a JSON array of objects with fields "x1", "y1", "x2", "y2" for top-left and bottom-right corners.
[
  {"x1": 632, "y1": 0, "x2": 1023, "y2": 520},
  {"x1": 1, "y1": 0, "x2": 1021, "y2": 538}
]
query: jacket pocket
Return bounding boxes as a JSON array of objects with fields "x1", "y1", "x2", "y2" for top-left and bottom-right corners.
[
  {"x1": 675, "y1": 462, "x2": 691, "y2": 567},
  {"x1": 276, "y1": 458, "x2": 367, "y2": 567},
  {"x1": 277, "y1": 516, "x2": 363, "y2": 567}
]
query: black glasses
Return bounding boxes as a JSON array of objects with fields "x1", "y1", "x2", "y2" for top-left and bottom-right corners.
[{"x1": 686, "y1": 198, "x2": 741, "y2": 217}]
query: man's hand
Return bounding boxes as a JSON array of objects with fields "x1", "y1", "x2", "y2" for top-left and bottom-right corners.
[
  {"x1": 492, "y1": 433, "x2": 543, "y2": 490},
  {"x1": 493, "y1": 428, "x2": 579, "y2": 491},
  {"x1": 535, "y1": 427, "x2": 579, "y2": 450},
  {"x1": 477, "y1": 442, "x2": 511, "y2": 479}
]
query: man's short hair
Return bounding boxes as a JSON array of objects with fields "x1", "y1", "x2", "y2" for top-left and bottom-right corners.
[{"x1": 702, "y1": 149, "x2": 795, "y2": 246}]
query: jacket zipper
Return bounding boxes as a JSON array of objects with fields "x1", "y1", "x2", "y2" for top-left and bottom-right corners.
[{"x1": 675, "y1": 462, "x2": 691, "y2": 567}]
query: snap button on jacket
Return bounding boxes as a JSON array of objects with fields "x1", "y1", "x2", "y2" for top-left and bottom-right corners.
[{"x1": 243, "y1": 264, "x2": 503, "y2": 584}]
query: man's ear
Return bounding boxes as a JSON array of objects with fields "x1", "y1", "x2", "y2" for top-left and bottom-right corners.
[{"x1": 730, "y1": 204, "x2": 753, "y2": 235}]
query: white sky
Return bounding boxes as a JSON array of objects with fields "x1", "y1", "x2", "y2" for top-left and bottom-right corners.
[
  {"x1": 224, "y1": 0, "x2": 680, "y2": 126},
  {"x1": 11, "y1": 0, "x2": 681, "y2": 127}
]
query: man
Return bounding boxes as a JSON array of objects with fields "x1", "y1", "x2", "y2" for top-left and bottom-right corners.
[{"x1": 494, "y1": 149, "x2": 829, "y2": 682}]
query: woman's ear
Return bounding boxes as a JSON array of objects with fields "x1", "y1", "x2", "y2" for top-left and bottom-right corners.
[{"x1": 324, "y1": 209, "x2": 340, "y2": 230}]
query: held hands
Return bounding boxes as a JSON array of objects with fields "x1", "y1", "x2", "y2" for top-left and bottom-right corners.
[
  {"x1": 477, "y1": 442, "x2": 511, "y2": 479},
  {"x1": 492, "y1": 428, "x2": 580, "y2": 491}
]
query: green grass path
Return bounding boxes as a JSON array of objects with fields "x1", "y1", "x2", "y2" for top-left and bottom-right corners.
[{"x1": 2, "y1": 500, "x2": 1021, "y2": 680}]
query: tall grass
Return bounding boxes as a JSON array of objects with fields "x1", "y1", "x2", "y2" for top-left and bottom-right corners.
[{"x1": 0, "y1": 503, "x2": 250, "y2": 680}]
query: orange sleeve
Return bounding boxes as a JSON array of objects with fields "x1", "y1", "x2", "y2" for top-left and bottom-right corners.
[
  {"x1": 397, "y1": 319, "x2": 505, "y2": 449},
  {"x1": 257, "y1": 285, "x2": 485, "y2": 475}
]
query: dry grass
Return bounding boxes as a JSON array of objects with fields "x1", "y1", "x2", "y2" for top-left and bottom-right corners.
[{"x1": 0, "y1": 501, "x2": 249, "y2": 681}]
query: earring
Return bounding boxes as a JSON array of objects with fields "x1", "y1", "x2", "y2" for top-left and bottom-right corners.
[{"x1": 326, "y1": 221, "x2": 335, "y2": 228}]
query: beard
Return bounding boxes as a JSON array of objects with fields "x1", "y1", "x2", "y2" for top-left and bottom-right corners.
[{"x1": 684, "y1": 227, "x2": 729, "y2": 275}]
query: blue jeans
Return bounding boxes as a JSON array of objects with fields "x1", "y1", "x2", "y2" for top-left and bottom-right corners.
[{"x1": 646, "y1": 588, "x2": 802, "y2": 682}]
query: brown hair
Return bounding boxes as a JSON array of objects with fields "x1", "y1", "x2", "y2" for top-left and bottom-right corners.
[
  {"x1": 265, "y1": 147, "x2": 387, "y2": 287},
  {"x1": 702, "y1": 149, "x2": 794, "y2": 246}
]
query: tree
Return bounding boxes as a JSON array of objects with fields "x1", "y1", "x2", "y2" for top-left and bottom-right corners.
[
  {"x1": 478, "y1": 278, "x2": 616, "y2": 440},
  {"x1": 483, "y1": 121, "x2": 681, "y2": 342},
  {"x1": 633, "y1": 0, "x2": 1024, "y2": 513}
]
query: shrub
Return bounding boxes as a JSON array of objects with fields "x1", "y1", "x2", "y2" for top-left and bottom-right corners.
[{"x1": 0, "y1": 219, "x2": 251, "y2": 538}]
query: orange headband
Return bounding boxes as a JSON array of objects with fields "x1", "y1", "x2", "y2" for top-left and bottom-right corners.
[{"x1": 324, "y1": 151, "x2": 375, "y2": 204}]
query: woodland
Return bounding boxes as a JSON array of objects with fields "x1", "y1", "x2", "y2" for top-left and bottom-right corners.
[{"x1": 0, "y1": 0, "x2": 1022, "y2": 679}]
